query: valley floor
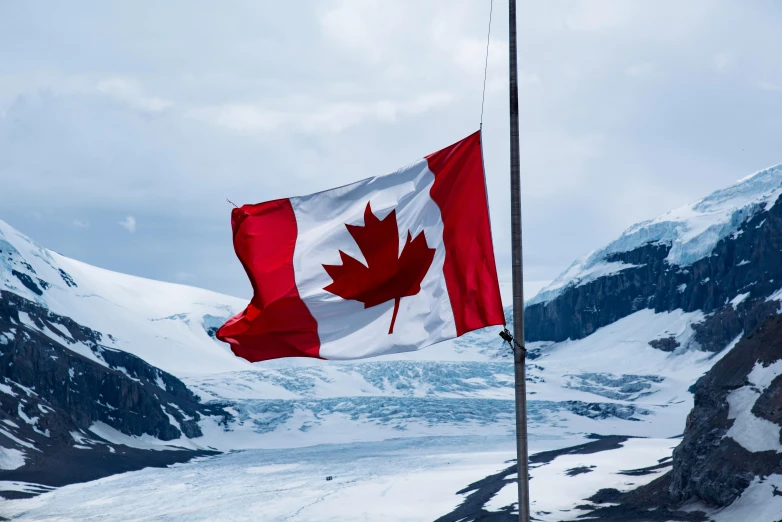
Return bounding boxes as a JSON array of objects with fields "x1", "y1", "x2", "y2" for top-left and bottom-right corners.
[{"x1": 0, "y1": 435, "x2": 676, "y2": 521}]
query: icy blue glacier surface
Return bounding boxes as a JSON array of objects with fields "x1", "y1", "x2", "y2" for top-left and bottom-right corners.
[{"x1": 218, "y1": 397, "x2": 650, "y2": 435}]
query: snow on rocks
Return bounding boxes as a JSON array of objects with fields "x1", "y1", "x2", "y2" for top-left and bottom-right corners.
[
  {"x1": 483, "y1": 437, "x2": 677, "y2": 520},
  {"x1": 726, "y1": 360, "x2": 782, "y2": 453},
  {"x1": 530, "y1": 164, "x2": 782, "y2": 305},
  {"x1": 0, "y1": 447, "x2": 25, "y2": 471},
  {"x1": 730, "y1": 292, "x2": 750, "y2": 307},
  {"x1": 708, "y1": 474, "x2": 782, "y2": 522},
  {"x1": 0, "y1": 219, "x2": 250, "y2": 376}
]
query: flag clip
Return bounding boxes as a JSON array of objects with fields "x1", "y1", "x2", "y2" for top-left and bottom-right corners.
[{"x1": 499, "y1": 328, "x2": 525, "y2": 354}]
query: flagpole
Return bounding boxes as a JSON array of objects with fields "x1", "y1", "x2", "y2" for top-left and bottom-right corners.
[{"x1": 508, "y1": 0, "x2": 530, "y2": 521}]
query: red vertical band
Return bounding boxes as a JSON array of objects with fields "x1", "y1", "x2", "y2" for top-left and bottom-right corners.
[
  {"x1": 216, "y1": 199, "x2": 321, "y2": 361},
  {"x1": 426, "y1": 131, "x2": 505, "y2": 335}
]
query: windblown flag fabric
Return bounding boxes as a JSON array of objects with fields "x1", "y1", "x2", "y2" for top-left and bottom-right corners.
[{"x1": 217, "y1": 131, "x2": 505, "y2": 361}]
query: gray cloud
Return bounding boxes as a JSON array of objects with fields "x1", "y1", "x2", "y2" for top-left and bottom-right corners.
[
  {"x1": 118, "y1": 216, "x2": 137, "y2": 234},
  {"x1": 0, "y1": 0, "x2": 781, "y2": 299}
]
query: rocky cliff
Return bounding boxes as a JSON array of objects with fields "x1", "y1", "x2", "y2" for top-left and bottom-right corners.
[
  {"x1": 526, "y1": 167, "x2": 782, "y2": 356},
  {"x1": 581, "y1": 313, "x2": 782, "y2": 521},
  {"x1": 670, "y1": 313, "x2": 782, "y2": 507},
  {"x1": 0, "y1": 290, "x2": 228, "y2": 498}
]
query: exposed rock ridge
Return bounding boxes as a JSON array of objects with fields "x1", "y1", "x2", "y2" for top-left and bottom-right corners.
[
  {"x1": 0, "y1": 290, "x2": 228, "y2": 496},
  {"x1": 526, "y1": 193, "x2": 782, "y2": 352},
  {"x1": 584, "y1": 313, "x2": 782, "y2": 520}
]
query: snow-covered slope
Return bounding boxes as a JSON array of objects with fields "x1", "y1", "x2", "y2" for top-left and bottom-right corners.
[
  {"x1": 0, "y1": 285, "x2": 228, "y2": 500},
  {"x1": 0, "y1": 219, "x2": 249, "y2": 375},
  {"x1": 0, "y1": 436, "x2": 680, "y2": 522},
  {"x1": 531, "y1": 164, "x2": 782, "y2": 305},
  {"x1": 580, "y1": 313, "x2": 782, "y2": 522}
]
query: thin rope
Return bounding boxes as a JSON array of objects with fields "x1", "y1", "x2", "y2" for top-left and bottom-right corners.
[{"x1": 480, "y1": 0, "x2": 494, "y2": 128}]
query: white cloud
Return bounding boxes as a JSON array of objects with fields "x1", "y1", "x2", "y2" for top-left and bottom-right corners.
[
  {"x1": 564, "y1": 1, "x2": 637, "y2": 31},
  {"x1": 1, "y1": 1, "x2": 781, "y2": 297},
  {"x1": 452, "y1": 39, "x2": 507, "y2": 78},
  {"x1": 96, "y1": 77, "x2": 172, "y2": 113},
  {"x1": 187, "y1": 92, "x2": 456, "y2": 134},
  {"x1": 520, "y1": 132, "x2": 606, "y2": 198},
  {"x1": 713, "y1": 52, "x2": 737, "y2": 72},
  {"x1": 318, "y1": 0, "x2": 387, "y2": 61},
  {"x1": 757, "y1": 81, "x2": 781, "y2": 91},
  {"x1": 118, "y1": 215, "x2": 136, "y2": 233},
  {"x1": 72, "y1": 218, "x2": 88, "y2": 228},
  {"x1": 625, "y1": 62, "x2": 655, "y2": 78}
]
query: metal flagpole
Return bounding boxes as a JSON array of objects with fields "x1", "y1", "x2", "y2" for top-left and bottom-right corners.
[{"x1": 508, "y1": 0, "x2": 530, "y2": 520}]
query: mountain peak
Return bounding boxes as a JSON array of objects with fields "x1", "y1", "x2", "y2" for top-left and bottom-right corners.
[
  {"x1": 530, "y1": 164, "x2": 782, "y2": 305},
  {"x1": 0, "y1": 217, "x2": 249, "y2": 375}
]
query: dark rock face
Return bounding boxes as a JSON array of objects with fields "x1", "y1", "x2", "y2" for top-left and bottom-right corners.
[
  {"x1": 565, "y1": 465, "x2": 595, "y2": 476},
  {"x1": 583, "y1": 474, "x2": 708, "y2": 522},
  {"x1": 668, "y1": 314, "x2": 782, "y2": 507},
  {"x1": 57, "y1": 268, "x2": 77, "y2": 288},
  {"x1": 586, "y1": 314, "x2": 782, "y2": 519},
  {"x1": 11, "y1": 269, "x2": 43, "y2": 296},
  {"x1": 691, "y1": 298, "x2": 779, "y2": 352},
  {"x1": 0, "y1": 290, "x2": 227, "y2": 496},
  {"x1": 648, "y1": 336, "x2": 680, "y2": 352},
  {"x1": 525, "y1": 195, "x2": 782, "y2": 351},
  {"x1": 753, "y1": 374, "x2": 782, "y2": 426}
]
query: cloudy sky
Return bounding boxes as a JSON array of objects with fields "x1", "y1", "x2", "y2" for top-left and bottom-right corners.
[{"x1": 1, "y1": 1, "x2": 781, "y2": 300}]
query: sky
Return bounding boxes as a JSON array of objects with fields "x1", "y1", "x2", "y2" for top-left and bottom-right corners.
[{"x1": 1, "y1": 0, "x2": 781, "y2": 301}]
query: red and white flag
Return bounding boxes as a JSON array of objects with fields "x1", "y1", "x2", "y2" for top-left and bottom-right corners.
[{"x1": 217, "y1": 132, "x2": 505, "y2": 361}]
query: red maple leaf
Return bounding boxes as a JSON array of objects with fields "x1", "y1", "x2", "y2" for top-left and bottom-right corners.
[{"x1": 323, "y1": 202, "x2": 436, "y2": 334}]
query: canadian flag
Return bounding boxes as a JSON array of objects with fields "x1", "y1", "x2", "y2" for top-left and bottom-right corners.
[{"x1": 217, "y1": 131, "x2": 505, "y2": 361}]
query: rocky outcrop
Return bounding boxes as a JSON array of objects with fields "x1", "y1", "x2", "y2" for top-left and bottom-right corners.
[
  {"x1": 668, "y1": 314, "x2": 782, "y2": 506},
  {"x1": 0, "y1": 290, "x2": 228, "y2": 497},
  {"x1": 585, "y1": 313, "x2": 782, "y2": 520},
  {"x1": 648, "y1": 336, "x2": 680, "y2": 352},
  {"x1": 525, "y1": 193, "x2": 782, "y2": 352}
]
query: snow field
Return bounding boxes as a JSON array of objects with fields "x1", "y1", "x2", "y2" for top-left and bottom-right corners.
[
  {"x1": 0, "y1": 437, "x2": 517, "y2": 521},
  {"x1": 0, "y1": 436, "x2": 680, "y2": 521},
  {"x1": 490, "y1": 437, "x2": 678, "y2": 521}
]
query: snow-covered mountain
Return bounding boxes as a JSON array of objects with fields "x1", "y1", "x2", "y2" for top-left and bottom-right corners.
[
  {"x1": 4, "y1": 163, "x2": 782, "y2": 520},
  {"x1": 0, "y1": 219, "x2": 249, "y2": 375},
  {"x1": 529, "y1": 164, "x2": 782, "y2": 306},
  {"x1": 0, "y1": 220, "x2": 248, "y2": 498},
  {"x1": 525, "y1": 164, "x2": 782, "y2": 352}
]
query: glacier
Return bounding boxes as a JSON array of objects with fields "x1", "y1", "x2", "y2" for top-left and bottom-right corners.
[{"x1": 0, "y1": 436, "x2": 679, "y2": 522}]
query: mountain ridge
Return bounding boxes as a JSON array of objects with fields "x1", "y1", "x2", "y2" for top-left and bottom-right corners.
[
  {"x1": 530, "y1": 163, "x2": 782, "y2": 306},
  {"x1": 526, "y1": 169, "x2": 782, "y2": 350}
]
